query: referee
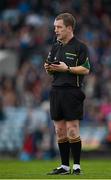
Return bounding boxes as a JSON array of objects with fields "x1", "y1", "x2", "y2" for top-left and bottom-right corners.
[{"x1": 44, "y1": 13, "x2": 90, "y2": 175}]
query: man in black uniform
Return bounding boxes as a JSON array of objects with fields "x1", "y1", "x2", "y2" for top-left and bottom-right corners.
[{"x1": 44, "y1": 13, "x2": 90, "y2": 175}]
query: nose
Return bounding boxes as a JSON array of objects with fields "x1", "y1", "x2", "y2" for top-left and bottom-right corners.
[
  {"x1": 54, "y1": 27, "x2": 58, "y2": 33},
  {"x1": 54, "y1": 28, "x2": 57, "y2": 33}
]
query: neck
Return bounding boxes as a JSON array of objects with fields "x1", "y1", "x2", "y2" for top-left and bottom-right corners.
[{"x1": 62, "y1": 33, "x2": 74, "y2": 44}]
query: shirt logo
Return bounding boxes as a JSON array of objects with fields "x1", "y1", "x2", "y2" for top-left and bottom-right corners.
[
  {"x1": 65, "y1": 52, "x2": 77, "y2": 60},
  {"x1": 66, "y1": 56, "x2": 74, "y2": 60}
]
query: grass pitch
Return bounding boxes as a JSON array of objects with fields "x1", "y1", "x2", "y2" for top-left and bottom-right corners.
[{"x1": 0, "y1": 158, "x2": 111, "y2": 179}]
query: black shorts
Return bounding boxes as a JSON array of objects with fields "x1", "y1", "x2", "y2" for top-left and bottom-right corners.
[{"x1": 50, "y1": 87, "x2": 85, "y2": 121}]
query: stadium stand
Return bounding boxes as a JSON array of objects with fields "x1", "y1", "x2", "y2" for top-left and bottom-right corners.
[{"x1": 0, "y1": 0, "x2": 111, "y2": 160}]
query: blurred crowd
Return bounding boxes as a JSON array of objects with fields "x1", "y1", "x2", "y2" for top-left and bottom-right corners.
[{"x1": 0, "y1": 0, "x2": 111, "y2": 159}]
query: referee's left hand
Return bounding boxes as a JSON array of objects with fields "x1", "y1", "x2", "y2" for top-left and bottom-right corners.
[{"x1": 48, "y1": 62, "x2": 68, "y2": 72}]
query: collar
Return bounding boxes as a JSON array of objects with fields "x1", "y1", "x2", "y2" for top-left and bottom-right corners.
[
  {"x1": 57, "y1": 36, "x2": 76, "y2": 46},
  {"x1": 66, "y1": 36, "x2": 76, "y2": 45}
]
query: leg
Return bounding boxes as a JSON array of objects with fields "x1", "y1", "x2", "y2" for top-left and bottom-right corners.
[
  {"x1": 47, "y1": 120, "x2": 71, "y2": 175},
  {"x1": 54, "y1": 120, "x2": 70, "y2": 167},
  {"x1": 67, "y1": 120, "x2": 81, "y2": 175}
]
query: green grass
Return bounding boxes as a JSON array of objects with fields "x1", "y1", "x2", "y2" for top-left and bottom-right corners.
[{"x1": 0, "y1": 158, "x2": 111, "y2": 179}]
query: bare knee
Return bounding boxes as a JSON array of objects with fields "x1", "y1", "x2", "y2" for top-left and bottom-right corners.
[
  {"x1": 54, "y1": 121, "x2": 67, "y2": 142},
  {"x1": 67, "y1": 121, "x2": 80, "y2": 141},
  {"x1": 55, "y1": 127, "x2": 67, "y2": 142}
]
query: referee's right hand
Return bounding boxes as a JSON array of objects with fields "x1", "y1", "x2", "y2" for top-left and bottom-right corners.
[{"x1": 44, "y1": 63, "x2": 54, "y2": 75}]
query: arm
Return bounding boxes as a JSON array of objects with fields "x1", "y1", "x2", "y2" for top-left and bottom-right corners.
[
  {"x1": 44, "y1": 43, "x2": 58, "y2": 75},
  {"x1": 44, "y1": 63, "x2": 54, "y2": 75},
  {"x1": 68, "y1": 65, "x2": 89, "y2": 74},
  {"x1": 67, "y1": 57, "x2": 90, "y2": 74},
  {"x1": 45, "y1": 61, "x2": 90, "y2": 75}
]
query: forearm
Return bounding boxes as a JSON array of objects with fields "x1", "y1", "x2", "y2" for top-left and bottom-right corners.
[
  {"x1": 68, "y1": 66, "x2": 90, "y2": 75},
  {"x1": 44, "y1": 61, "x2": 90, "y2": 75}
]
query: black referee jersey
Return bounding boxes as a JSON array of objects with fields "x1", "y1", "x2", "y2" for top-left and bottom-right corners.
[{"x1": 48, "y1": 36, "x2": 90, "y2": 88}]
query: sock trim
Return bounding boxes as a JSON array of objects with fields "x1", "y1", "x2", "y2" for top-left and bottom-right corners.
[
  {"x1": 58, "y1": 137, "x2": 68, "y2": 143},
  {"x1": 69, "y1": 136, "x2": 81, "y2": 143}
]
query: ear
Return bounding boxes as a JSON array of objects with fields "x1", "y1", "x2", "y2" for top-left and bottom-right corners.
[{"x1": 67, "y1": 26, "x2": 72, "y2": 32}]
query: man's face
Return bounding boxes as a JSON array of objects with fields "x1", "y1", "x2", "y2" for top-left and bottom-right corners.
[{"x1": 54, "y1": 19, "x2": 69, "y2": 42}]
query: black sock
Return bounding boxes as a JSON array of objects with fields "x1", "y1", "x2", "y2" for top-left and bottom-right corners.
[
  {"x1": 58, "y1": 140, "x2": 70, "y2": 166},
  {"x1": 70, "y1": 138, "x2": 81, "y2": 165}
]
